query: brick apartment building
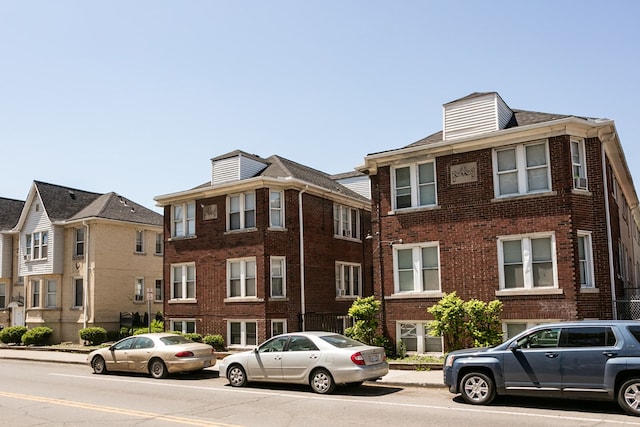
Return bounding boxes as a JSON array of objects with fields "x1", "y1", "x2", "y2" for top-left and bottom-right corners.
[
  {"x1": 154, "y1": 151, "x2": 372, "y2": 349},
  {"x1": 358, "y1": 92, "x2": 640, "y2": 354}
]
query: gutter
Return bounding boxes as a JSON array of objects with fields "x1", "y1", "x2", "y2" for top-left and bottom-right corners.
[
  {"x1": 83, "y1": 221, "x2": 90, "y2": 328},
  {"x1": 601, "y1": 137, "x2": 617, "y2": 319},
  {"x1": 299, "y1": 185, "x2": 308, "y2": 331}
]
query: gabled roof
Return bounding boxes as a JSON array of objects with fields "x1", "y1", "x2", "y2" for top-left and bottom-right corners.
[
  {"x1": 34, "y1": 181, "x2": 103, "y2": 222},
  {"x1": 0, "y1": 197, "x2": 25, "y2": 231}
]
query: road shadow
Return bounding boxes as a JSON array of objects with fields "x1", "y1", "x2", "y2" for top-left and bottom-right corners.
[
  {"x1": 223, "y1": 381, "x2": 402, "y2": 396},
  {"x1": 92, "y1": 368, "x2": 219, "y2": 381}
]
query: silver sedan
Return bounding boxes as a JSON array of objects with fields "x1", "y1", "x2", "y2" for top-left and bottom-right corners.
[
  {"x1": 218, "y1": 332, "x2": 388, "y2": 394},
  {"x1": 87, "y1": 333, "x2": 215, "y2": 379}
]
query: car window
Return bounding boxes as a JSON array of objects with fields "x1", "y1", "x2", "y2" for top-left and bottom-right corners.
[
  {"x1": 160, "y1": 335, "x2": 192, "y2": 345},
  {"x1": 113, "y1": 337, "x2": 135, "y2": 350},
  {"x1": 516, "y1": 328, "x2": 561, "y2": 349},
  {"x1": 259, "y1": 336, "x2": 288, "y2": 353},
  {"x1": 132, "y1": 337, "x2": 155, "y2": 349},
  {"x1": 287, "y1": 336, "x2": 319, "y2": 352},
  {"x1": 627, "y1": 326, "x2": 640, "y2": 344},
  {"x1": 561, "y1": 327, "x2": 616, "y2": 347},
  {"x1": 320, "y1": 334, "x2": 365, "y2": 348}
]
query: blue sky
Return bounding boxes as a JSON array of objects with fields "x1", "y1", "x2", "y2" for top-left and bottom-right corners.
[{"x1": 2, "y1": 1, "x2": 639, "y2": 212}]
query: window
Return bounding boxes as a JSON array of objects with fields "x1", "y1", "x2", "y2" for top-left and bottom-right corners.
[
  {"x1": 228, "y1": 258, "x2": 256, "y2": 298},
  {"x1": 578, "y1": 232, "x2": 594, "y2": 288},
  {"x1": 333, "y1": 204, "x2": 360, "y2": 239},
  {"x1": 74, "y1": 228, "x2": 84, "y2": 257},
  {"x1": 517, "y1": 328, "x2": 561, "y2": 349},
  {"x1": 335, "y1": 262, "x2": 361, "y2": 297},
  {"x1": 287, "y1": 336, "x2": 319, "y2": 351},
  {"x1": 494, "y1": 141, "x2": 550, "y2": 197},
  {"x1": 564, "y1": 327, "x2": 616, "y2": 347},
  {"x1": 135, "y1": 230, "x2": 144, "y2": 253},
  {"x1": 155, "y1": 279, "x2": 163, "y2": 302},
  {"x1": 0, "y1": 284, "x2": 5, "y2": 308},
  {"x1": 271, "y1": 320, "x2": 286, "y2": 337},
  {"x1": 25, "y1": 231, "x2": 48, "y2": 260},
  {"x1": 171, "y1": 264, "x2": 195, "y2": 300},
  {"x1": 171, "y1": 319, "x2": 196, "y2": 333},
  {"x1": 46, "y1": 280, "x2": 56, "y2": 308},
  {"x1": 392, "y1": 161, "x2": 436, "y2": 210},
  {"x1": 228, "y1": 192, "x2": 255, "y2": 231},
  {"x1": 134, "y1": 278, "x2": 144, "y2": 302},
  {"x1": 270, "y1": 257, "x2": 286, "y2": 297},
  {"x1": 229, "y1": 321, "x2": 257, "y2": 347},
  {"x1": 571, "y1": 138, "x2": 588, "y2": 190},
  {"x1": 499, "y1": 233, "x2": 556, "y2": 290},
  {"x1": 155, "y1": 233, "x2": 163, "y2": 255},
  {"x1": 393, "y1": 243, "x2": 440, "y2": 293},
  {"x1": 172, "y1": 202, "x2": 195, "y2": 238},
  {"x1": 73, "y1": 278, "x2": 84, "y2": 307},
  {"x1": 398, "y1": 322, "x2": 443, "y2": 354},
  {"x1": 269, "y1": 190, "x2": 284, "y2": 228},
  {"x1": 31, "y1": 280, "x2": 40, "y2": 308}
]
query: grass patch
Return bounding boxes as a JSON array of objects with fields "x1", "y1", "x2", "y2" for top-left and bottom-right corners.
[{"x1": 389, "y1": 354, "x2": 444, "y2": 364}]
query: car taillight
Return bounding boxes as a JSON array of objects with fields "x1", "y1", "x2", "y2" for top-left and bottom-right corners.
[
  {"x1": 351, "y1": 352, "x2": 366, "y2": 366},
  {"x1": 175, "y1": 351, "x2": 194, "y2": 358}
]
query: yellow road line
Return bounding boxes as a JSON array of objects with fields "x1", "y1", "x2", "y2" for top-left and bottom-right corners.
[{"x1": 0, "y1": 391, "x2": 241, "y2": 427}]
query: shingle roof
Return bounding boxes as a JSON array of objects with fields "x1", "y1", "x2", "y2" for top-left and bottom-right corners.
[
  {"x1": 34, "y1": 181, "x2": 162, "y2": 226},
  {"x1": 0, "y1": 197, "x2": 25, "y2": 231}
]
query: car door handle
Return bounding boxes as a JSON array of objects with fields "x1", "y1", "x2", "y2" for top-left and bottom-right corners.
[
  {"x1": 602, "y1": 351, "x2": 618, "y2": 358},
  {"x1": 544, "y1": 352, "x2": 559, "y2": 358},
  {"x1": 309, "y1": 355, "x2": 318, "y2": 359},
  {"x1": 273, "y1": 356, "x2": 282, "y2": 360}
]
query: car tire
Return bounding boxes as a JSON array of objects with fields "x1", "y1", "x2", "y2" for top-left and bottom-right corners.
[
  {"x1": 310, "y1": 368, "x2": 335, "y2": 394},
  {"x1": 149, "y1": 359, "x2": 168, "y2": 379},
  {"x1": 618, "y1": 378, "x2": 640, "y2": 416},
  {"x1": 227, "y1": 364, "x2": 247, "y2": 387},
  {"x1": 460, "y1": 371, "x2": 495, "y2": 405},
  {"x1": 91, "y1": 356, "x2": 108, "y2": 375}
]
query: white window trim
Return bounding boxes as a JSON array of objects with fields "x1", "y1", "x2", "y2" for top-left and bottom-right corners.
[
  {"x1": 333, "y1": 204, "x2": 361, "y2": 240},
  {"x1": 493, "y1": 140, "x2": 552, "y2": 198},
  {"x1": 227, "y1": 192, "x2": 256, "y2": 231},
  {"x1": 170, "y1": 263, "x2": 196, "y2": 301},
  {"x1": 170, "y1": 319, "x2": 196, "y2": 333},
  {"x1": 271, "y1": 319, "x2": 287, "y2": 337},
  {"x1": 227, "y1": 257, "x2": 257, "y2": 299},
  {"x1": 270, "y1": 256, "x2": 286, "y2": 298},
  {"x1": 396, "y1": 321, "x2": 443, "y2": 355},
  {"x1": 391, "y1": 161, "x2": 438, "y2": 211},
  {"x1": 73, "y1": 277, "x2": 84, "y2": 308},
  {"x1": 172, "y1": 202, "x2": 196, "y2": 238},
  {"x1": 31, "y1": 279, "x2": 41, "y2": 308},
  {"x1": 496, "y1": 232, "x2": 559, "y2": 294},
  {"x1": 135, "y1": 230, "x2": 145, "y2": 253},
  {"x1": 577, "y1": 231, "x2": 595, "y2": 289},
  {"x1": 227, "y1": 320, "x2": 258, "y2": 348},
  {"x1": 392, "y1": 242, "x2": 441, "y2": 295},
  {"x1": 134, "y1": 277, "x2": 144, "y2": 303},
  {"x1": 74, "y1": 228, "x2": 85, "y2": 257},
  {"x1": 571, "y1": 138, "x2": 588, "y2": 190},
  {"x1": 269, "y1": 189, "x2": 285, "y2": 229},
  {"x1": 335, "y1": 261, "x2": 361, "y2": 298},
  {"x1": 25, "y1": 230, "x2": 49, "y2": 261},
  {"x1": 46, "y1": 279, "x2": 56, "y2": 308},
  {"x1": 155, "y1": 233, "x2": 164, "y2": 255},
  {"x1": 154, "y1": 279, "x2": 163, "y2": 302}
]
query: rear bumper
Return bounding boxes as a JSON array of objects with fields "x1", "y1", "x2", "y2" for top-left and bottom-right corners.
[
  {"x1": 332, "y1": 363, "x2": 390, "y2": 384},
  {"x1": 166, "y1": 356, "x2": 215, "y2": 373}
]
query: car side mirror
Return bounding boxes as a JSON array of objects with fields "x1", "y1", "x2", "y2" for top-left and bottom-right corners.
[
  {"x1": 253, "y1": 347, "x2": 259, "y2": 354},
  {"x1": 508, "y1": 341, "x2": 519, "y2": 352}
]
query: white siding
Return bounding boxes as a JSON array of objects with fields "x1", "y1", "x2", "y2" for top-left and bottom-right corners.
[
  {"x1": 19, "y1": 197, "x2": 54, "y2": 276},
  {"x1": 443, "y1": 93, "x2": 513, "y2": 141},
  {"x1": 212, "y1": 154, "x2": 266, "y2": 185},
  {"x1": 336, "y1": 176, "x2": 371, "y2": 200},
  {"x1": 0, "y1": 234, "x2": 12, "y2": 278}
]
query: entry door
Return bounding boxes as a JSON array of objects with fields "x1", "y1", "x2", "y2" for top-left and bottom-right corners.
[{"x1": 11, "y1": 306, "x2": 24, "y2": 326}]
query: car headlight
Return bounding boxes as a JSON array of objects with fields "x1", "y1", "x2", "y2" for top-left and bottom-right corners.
[{"x1": 445, "y1": 354, "x2": 455, "y2": 367}]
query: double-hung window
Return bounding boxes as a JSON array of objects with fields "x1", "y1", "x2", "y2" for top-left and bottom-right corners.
[
  {"x1": 135, "y1": 230, "x2": 144, "y2": 253},
  {"x1": 393, "y1": 243, "x2": 440, "y2": 293},
  {"x1": 335, "y1": 262, "x2": 361, "y2": 297},
  {"x1": 333, "y1": 204, "x2": 360, "y2": 239},
  {"x1": 398, "y1": 322, "x2": 443, "y2": 354},
  {"x1": 73, "y1": 278, "x2": 83, "y2": 307},
  {"x1": 571, "y1": 138, "x2": 588, "y2": 190},
  {"x1": 269, "y1": 190, "x2": 284, "y2": 228},
  {"x1": 74, "y1": 228, "x2": 84, "y2": 257},
  {"x1": 25, "y1": 231, "x2": 48, "y2": 260},
  {"x1": 228, "y1": 192, "x2": 256, "y2": 231},
  {"x1": 171, "y1": 319, "x2": 196, "y2": 333},
  {"x1": 31, "y1": 280, "x2": 40, "y2": 308},
  {"x1": 46, "y1": 280, "x2": 57, "y2": 308},
  {"x1": 155, "y1": 233, "x2": 163, "y2": 255},
  {"x1": 228, "y1": 258, "x2": 256, "y2": 298},
  {"x1": 498, "y1": 233, "x2": 556, "y2": 290},
  {"x1": 154, "y1": 279, "x2": 163, "y2": 302},
  {"x1": 0, "y1": 284, "x2": 5, "y2": 307},
  {"x1": 134, "y1": 278, "x2": 144, "y2": 302},
  {"x1": 494, "y1": 141, "x2": 550, "y2": 197},
  {"x1": 270, "y1": 257, "x2": 286, "y2": 297},
  {"x1": 172, "y1": 202, "x2": 195, "y2": 238},
  {"x1": 577, "y1": 231, "x2": 595, "y2": 288},
  {"x1": 392, "y1": 161, "x2": 436, "y2": 210},
  {"x1": 171, "y1": 263, "x2": 196, "y2": 300},
  {"x1": 228, "y1": 321, "x2": 257, "y2": 347}
]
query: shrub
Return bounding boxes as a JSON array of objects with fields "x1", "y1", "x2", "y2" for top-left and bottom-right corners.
[
  {"x1": 0, "y1": 326, "x2": 28, "y2": 344},
  {"x1": 79, "y1": 327, "x2": 107, "y2": 345},
  {"x1": 183, "y1": 333, "x2": 203, "y2": 343},
  {"x1": 22, "y1": 327, "x2": 53, "y2": 346},
  {"x1": 106, "y1": 330, "x2": 121, "y2": 341},
  {"x1": 203, "y1": 334, "x2": 225, "y2": 351},
  {"x1": 345, "y1": 296, "x2": 382, "y2": 346}
]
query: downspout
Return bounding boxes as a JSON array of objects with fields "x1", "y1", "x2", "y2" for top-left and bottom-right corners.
[
  {"x1": 602, "y1": 141, "x2": 617, "y2": 319},
  {"x1": 83, "y1": 221, "x2": 90, "y2": 328},
  {"x1": 299, "y1": 185, "x2": 308, "y2": 331}
]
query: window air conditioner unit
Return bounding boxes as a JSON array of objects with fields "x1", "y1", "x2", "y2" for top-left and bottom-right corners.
[
  {"x1": 574, "y1": 177, "x2": 588, "y2": 190},
  {"x1": 23, "y1": 255, "x2": 31, "y2": 261},
  {"x1": 134, "y1": 294, "x2": 144, "y2": 302},
  {"x1": 337, "y1": 289, "x2": 346, "y2": 297}
]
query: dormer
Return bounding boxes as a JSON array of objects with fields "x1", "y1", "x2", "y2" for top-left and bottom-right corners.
[
  {"x1": 211, "y1": 151, "x2": 268, "y2": 185},
  {"x1": 443, "y1": 92, "x2": 513, "y2": 141}
]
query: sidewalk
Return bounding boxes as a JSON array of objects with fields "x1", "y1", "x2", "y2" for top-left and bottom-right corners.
[{"x1": 0, "y1": 347, "x2": 445, "y2": 388}]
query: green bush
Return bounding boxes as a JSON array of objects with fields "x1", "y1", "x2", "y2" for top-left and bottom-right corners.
[
  {"x1": 183, "y1": 333, "x2": 203, "y2": 343},
  {"x1": 22, "y1": 327, "x2": 53, "y2": 346},
  {"x1": 203, "y1": 334, "x2": 226, "y2": 351},
  {"x1": 79, "y1": 327, "x2": 107, "y2": 345},
  {"x1": 0, "y1": 326, "x2": 28, "y2": 344},
  {"x1": 107, "y1": 330, "x2": 121, "y2": 341}
]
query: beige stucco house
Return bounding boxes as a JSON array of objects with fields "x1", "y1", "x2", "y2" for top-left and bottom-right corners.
[{"x1": 0, "y1": 181, "x2": 163, "y2": 343}]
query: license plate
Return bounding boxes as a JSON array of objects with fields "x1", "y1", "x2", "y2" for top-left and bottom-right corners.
[{"x1": 371, "y1": 355, "x2": 379, "y2": 363}]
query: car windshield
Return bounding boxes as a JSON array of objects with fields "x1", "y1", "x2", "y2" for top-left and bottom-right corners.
[
  {"x1": 159, "y1": 335, "x2": 193, "y2": 346},
  {"x1": 320, "y1": 334, "x2": 365, "y2": 348}
]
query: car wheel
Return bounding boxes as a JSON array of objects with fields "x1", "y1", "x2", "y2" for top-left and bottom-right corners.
[
  {"x1": 618, "y1": 378, "x2": 640, "y2": 416},
  {"x1": 460, "y1": 371, "x2": 495, "y2": 405},
  {"x1": 310, "y1": 368, "x2": 335, "y2": 394},
  {"x1": 91, "y1": 356, "x2": 108, "y2": 375},
  {"x1": 149, "y1": 359, "x2": 168, "y2": 379},
  {"x1": 227, "y1": 364, "x2": 247, "y2": 387}
]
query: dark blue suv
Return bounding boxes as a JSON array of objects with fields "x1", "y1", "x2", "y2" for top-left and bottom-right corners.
[{"x1": 443, "y1": 320, "x2": 640, "y2": 416}]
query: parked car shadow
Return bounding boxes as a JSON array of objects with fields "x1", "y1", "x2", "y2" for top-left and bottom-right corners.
[
  {"x1": 224, "y1": 381, "x2": 402, "y2": 396},
  {"x1": 93, "y1": 368, "x2": 219, "y2": 381},
  {"x1": 452, "y1": 395, "x2": 623, "y2": 416}
]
